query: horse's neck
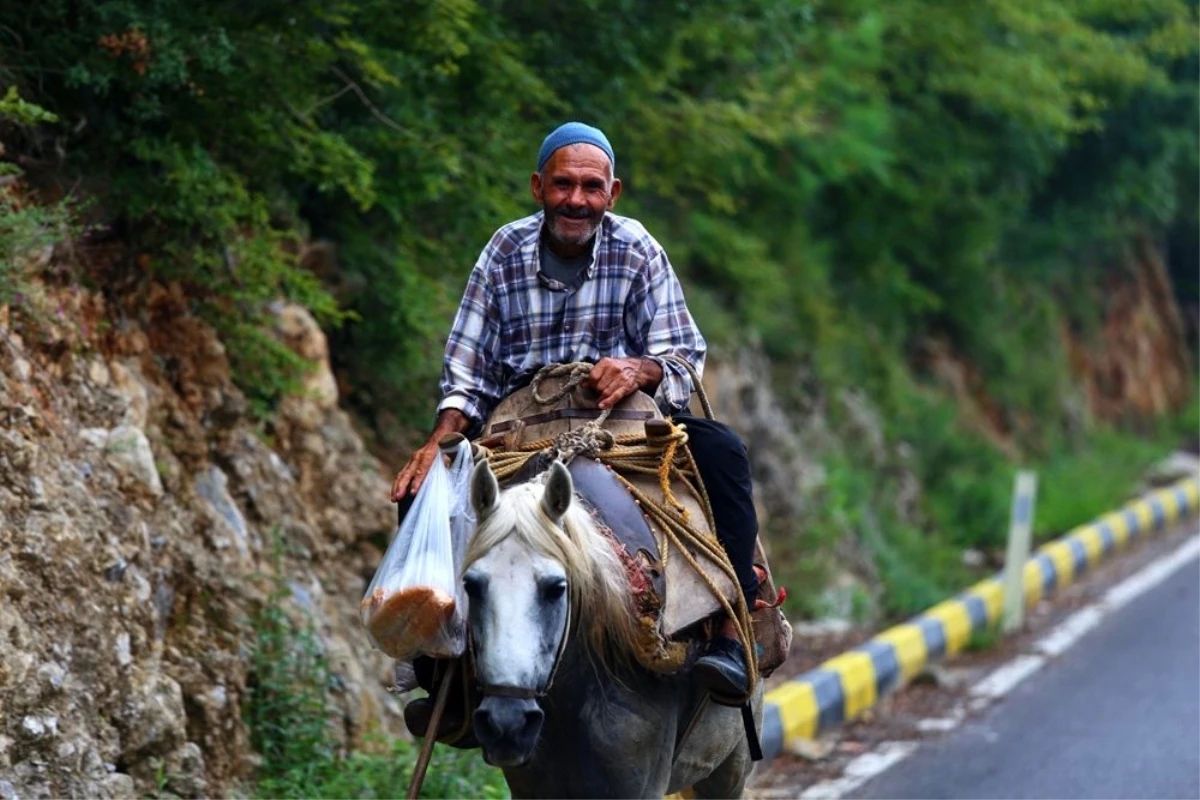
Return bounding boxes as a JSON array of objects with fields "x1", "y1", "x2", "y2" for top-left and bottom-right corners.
[{"x1": 553, "y1": 626, "x2": 649, "y2": 696}]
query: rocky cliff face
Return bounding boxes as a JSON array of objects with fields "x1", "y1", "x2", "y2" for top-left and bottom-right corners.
[
  {"x1": 1067, "y1": 239, "x2": 1194, "y2": 424},
  {"x1": 700, "y1": 347, "x2": 912, "y2": 622},
  {"x1": 0, "y1": 280, "x2": 399, "y2": 798}
]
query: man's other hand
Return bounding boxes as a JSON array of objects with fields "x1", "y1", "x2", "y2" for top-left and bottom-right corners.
[{"x1": 586, "y1": 357, "x2": 659, "y2": 409}]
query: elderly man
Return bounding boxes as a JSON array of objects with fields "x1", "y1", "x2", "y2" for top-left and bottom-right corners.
[{"x1": 391, "y1": 122, "x2": 759, "y2": 708}]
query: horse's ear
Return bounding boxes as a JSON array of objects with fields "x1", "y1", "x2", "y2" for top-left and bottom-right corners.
[
  {"x1": 541, "y1": 460, "x2": 573, "y2": 523},
  {"x1": 471, "y1": 460, "x2": 500, "y2": 520}
]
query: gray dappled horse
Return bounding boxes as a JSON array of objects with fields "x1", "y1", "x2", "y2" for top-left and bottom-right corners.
[{"x1": 462, "y1": 459, "x2": 762, "y2": 799}]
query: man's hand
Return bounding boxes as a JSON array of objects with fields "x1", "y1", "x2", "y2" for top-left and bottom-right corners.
[
  {"x1": 585, "y1": 357, "x2": 663, "y2": 409},
  {"x1": 389, "y1": 440, "x2": 443, "y2": 502},
  {"x1": 390, "y1": 409, "x2": 470, "y2": 501}
]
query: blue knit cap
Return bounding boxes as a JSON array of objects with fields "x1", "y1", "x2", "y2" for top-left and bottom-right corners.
[{"x1": 537, "y1": 122, "x2": 615, "y2": 173}]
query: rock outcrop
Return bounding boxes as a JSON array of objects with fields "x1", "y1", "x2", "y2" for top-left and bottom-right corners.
[
  {"x1": 0, "y1": 282, "x2": 398, "y2": 797},
  {"x1": 1067, "y1": 239, "x2": 1194, "y2": 423}
]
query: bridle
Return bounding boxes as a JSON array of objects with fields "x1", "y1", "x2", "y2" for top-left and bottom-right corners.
[{"x1": 469, "y1": 589, "x2": 572, "y2": 702}]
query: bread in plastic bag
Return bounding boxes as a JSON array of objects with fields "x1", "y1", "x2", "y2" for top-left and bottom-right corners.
[{"x1": 361, "y1": 439, "x2": 475, "y2": 660}]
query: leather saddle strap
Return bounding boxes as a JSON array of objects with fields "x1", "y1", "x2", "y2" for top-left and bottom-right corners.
[
  {"x1": 741, "y1": 702, "x2": 763, "y2": 761},
  {"x1": 490, "y1": 407, "x2": 655, "y2": 433}
]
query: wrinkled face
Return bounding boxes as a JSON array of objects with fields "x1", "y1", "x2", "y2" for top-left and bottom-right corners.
[
  {"x1": 466, "y1": 462, "x2": 574, "y2": 767},
  {"x1": 531, "y1": 144, "x2": 622, "y2": 252}
]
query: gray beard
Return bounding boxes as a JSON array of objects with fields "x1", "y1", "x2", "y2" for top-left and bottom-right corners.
[{"x1": 544, "y1": 207, "x2": 602, "y2": 247}]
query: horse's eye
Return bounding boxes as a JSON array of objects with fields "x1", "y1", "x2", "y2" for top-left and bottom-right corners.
[
  {"x1": 463, "y1": 573, "x2": 485, "y2": 600},
  {"x1": 540, "y1": 578, "x2": 567, "y2": 603}
]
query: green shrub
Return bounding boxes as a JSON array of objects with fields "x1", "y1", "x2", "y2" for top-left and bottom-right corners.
[
  {"x1": 0, "y1": 194, "x2": 71, "y2": 306},
  {"x1": 0, "y1": 85, "x2": 58, "y2": 126},
  {"x1": 243, "y1": 546, "x2": 508, "y2": 799}
]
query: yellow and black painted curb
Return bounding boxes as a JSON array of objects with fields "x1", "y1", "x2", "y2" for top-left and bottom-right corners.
[{"x1": 759, "y1": 474, "x2": 1200, "y2": 761}]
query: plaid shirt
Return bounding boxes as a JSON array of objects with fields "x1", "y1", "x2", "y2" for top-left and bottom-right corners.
[{"x1": 438, "y1": 210, "x2": 707, "y2": 425}]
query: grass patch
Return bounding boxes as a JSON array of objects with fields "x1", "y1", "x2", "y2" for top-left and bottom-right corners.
[
  {"x1": 965, "y1": 621, "x2": 1004, "y2": 653},
  {"x1": 242, "y1": 545, "x2": 509, "y2": 799},
  {"x1": 1033, "y1": 420, "x2": 1188, "y2": 542}
]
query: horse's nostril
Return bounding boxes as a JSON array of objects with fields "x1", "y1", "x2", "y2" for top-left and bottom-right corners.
[
  {"x1": 475, "y1": 699, "x2": 543, "y2": 743},
  {"x1": 473, "y1": 708, "x2": 500, "y2": 740},
  {"x1": 475, "y1": 700, "x2": 543, "y2": 768}
]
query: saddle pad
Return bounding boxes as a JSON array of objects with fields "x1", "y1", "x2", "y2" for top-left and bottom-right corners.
[
  {"x1": 570, "y1": 457, "x2": 742, "y2": 639},
  {"x1": 623, "y1": 469, "x2": 739, "y2": 637},
  {"x1": 568, "y1": 457, "x2": 665, "y2": 602}
]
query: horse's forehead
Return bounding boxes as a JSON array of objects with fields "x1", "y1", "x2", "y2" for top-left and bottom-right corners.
[{"x1": 476, "y1": 534, "x2": 564, "y2": 580}]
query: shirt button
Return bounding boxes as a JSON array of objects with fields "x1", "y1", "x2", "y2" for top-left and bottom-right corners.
[{"x1": 564, "y1": 323, "x2": 572, "y2": 332}]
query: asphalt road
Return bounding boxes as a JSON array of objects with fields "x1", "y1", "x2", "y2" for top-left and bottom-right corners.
[{"x1": 858, "y1": 546, "x2": 1200, "y2": 800}]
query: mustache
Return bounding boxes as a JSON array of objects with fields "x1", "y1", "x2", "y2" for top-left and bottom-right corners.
[{"x1": 551, "y1": 205, "x2": 595, "y2": 220}]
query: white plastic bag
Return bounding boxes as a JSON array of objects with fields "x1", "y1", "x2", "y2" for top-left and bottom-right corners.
[{"x1": 360, "y1": 439, "x2": 475, "y2": 660}]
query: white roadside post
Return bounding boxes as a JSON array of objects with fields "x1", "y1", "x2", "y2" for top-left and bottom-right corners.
[{"x1": 1003, "y1": 470, "x2": 1039, "y2": 634}]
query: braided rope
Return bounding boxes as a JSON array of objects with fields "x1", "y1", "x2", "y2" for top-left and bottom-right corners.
[
  {"x1": 665, "y1": 354, "x2": 715, "y2": 421},
  {"x1": 531, "y1": 361, "x2": 594, "y2": 405},
  {"x1": 653, "y1": 428, "x2": 688, "y2": 520},
  {"x1": 616, "y1": 471, "x2": 758, "y2": 694}
]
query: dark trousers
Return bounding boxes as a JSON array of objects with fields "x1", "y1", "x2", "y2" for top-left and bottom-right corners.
[{"x1": 674, "y1": 412, "x2": 761, "y2": 607}]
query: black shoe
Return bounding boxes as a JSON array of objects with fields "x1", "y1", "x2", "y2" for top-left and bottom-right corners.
[
  {"x1": 693, "y1": 636, "x2": 749, "y2": 703},
  {"x1": 404, "y1": 696, "x2": 479, "y2": 749}
]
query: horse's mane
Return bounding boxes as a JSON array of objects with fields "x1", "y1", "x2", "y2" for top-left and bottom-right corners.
[{"x1": 462, "y1": 472, "x2": 641, "y2": 669}]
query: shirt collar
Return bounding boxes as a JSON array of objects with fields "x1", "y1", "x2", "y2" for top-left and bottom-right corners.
[{"x1": 532, "y1": 210, "x2": 606, "y2": 285}]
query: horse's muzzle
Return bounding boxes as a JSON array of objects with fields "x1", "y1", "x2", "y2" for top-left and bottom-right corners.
[{"x1": 474, "y1": 696, "x2": 544, "y2": 767}]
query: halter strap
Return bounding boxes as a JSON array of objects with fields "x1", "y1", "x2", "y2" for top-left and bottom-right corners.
[{"x1": 474, "y1": 683, "x2": 541, "y2": 700}]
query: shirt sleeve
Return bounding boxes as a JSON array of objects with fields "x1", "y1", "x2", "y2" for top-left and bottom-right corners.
[
  {"x1": 438, "y1": 246, "x2": 504, "y2": 426},
  {"x1": 630, "y1": 243, "x2": 707, "y2": 413}
]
